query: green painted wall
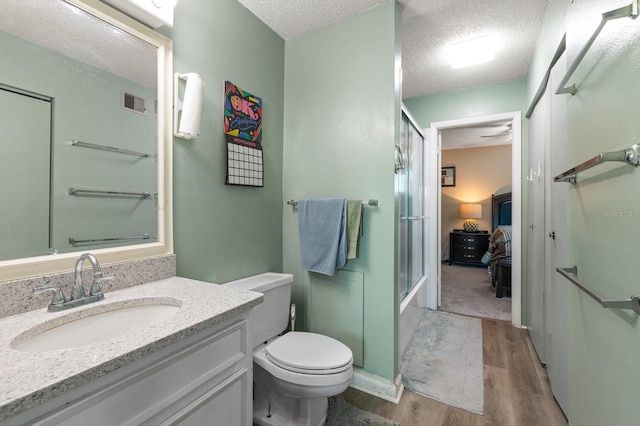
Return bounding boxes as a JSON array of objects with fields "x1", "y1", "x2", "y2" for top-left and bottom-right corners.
[
  {"x1": 563, "y1": 1, "x2": 640, "y2": 424},
  {"x1": 403, "y1": 79, "x2": 527, "y2": 126},
  {"x1": 525, "y1": 0, "x2": 640, "y2": 422},
  {"x1": 282, "y1": 1, "x2": 401, "y2": 382},
  {"x1": 525, "y1": 0, "x2": 571, "y2": 108},
  {"x1": 169, "y1": 0, "x2": 285, "y2": 283}
]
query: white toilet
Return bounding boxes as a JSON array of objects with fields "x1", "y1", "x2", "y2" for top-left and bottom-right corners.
[{"x1": 224, "y1": 273, "x2": 353, "y2": 426}]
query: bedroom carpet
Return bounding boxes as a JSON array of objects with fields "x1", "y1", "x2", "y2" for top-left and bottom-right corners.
[
  {"x1": 400, "y1": 310, "x2": 484, "y2": 414},
  {"x1": 440, "y1": 264, "x2": 511, "y2": 322},
  {"x1": 326, "y1": 394, "x2": 399, "y2": 426}
]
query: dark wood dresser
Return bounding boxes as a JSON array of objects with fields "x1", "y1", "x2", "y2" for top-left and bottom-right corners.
[{"x1": 449, "y1": 230, "x2": 490, "y2": 266}]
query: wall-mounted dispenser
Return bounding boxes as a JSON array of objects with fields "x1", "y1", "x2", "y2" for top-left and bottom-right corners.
[
  {"x1": 174, "y1": 73, "x2": 204, "y2": 140},
  {"x1": 101, "y1": 0, "x2": 176, "y2": 28}
]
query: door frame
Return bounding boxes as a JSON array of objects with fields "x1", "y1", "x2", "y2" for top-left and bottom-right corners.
[{"x1": 427, "y1": 111, "x2": 522, "y2": 328}]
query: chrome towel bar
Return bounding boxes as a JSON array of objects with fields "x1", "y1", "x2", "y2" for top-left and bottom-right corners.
[
  {"x1": 556, "y1": 0, "x2": 639, "y2": 95},
  {"x1": 70, "y1": 139, "x2": 151, "y2": 158},
  {"x1": 554, "y1": 144, "x2": 640, "y2": 184},
  {"x1": 69, "y1": 234, "x2": 151, "y2": 246},
  {"x1": 287, "y1": 199, "x2": 378, "y2": 207},
  {"x1": 556, "y1": 266, "x2": 640, "y2": 314},
  {"x1": 69, "y1": 187, "x2": 152, "y2": 198}
]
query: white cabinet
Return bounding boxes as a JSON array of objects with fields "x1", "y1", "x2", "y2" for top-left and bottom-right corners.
[{"x1": 3, "y1": 313, "x2": 252, "y2": 426}]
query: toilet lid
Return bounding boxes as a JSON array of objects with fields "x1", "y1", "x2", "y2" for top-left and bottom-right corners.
[{"x1": 265, "y1": 332, "x2": 353, "y2": 373}]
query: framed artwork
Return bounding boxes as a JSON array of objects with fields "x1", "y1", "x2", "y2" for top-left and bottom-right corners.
[{"x1": 442, "y1": 166, "x2": 456, "y2": 187}]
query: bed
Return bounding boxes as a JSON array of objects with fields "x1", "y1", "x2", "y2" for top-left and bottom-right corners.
[{"x1": 483, "y1": 192, "x2": 512, "y2": 296}]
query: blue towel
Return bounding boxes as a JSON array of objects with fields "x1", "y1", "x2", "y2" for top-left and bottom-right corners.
[{"x1": 297, "y1": 198, "x2": 347, "y2": 276}]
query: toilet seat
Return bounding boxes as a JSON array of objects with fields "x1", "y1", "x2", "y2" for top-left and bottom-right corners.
[{"x1": 265, "y1": 332, "x2": 353, "y2": 375}]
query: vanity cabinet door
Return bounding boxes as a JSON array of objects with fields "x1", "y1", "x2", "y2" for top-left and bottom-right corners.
[
  {"x1": 142, "y1": 366, "x2": 250, "y2": 425},
  {"x1": 10, "y1": 315, "x2": 252, "y2": 426}
]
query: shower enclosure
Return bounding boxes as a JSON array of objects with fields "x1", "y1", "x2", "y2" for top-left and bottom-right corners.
[{"x1": 397, "y1": 108, "x2": 425, "y2": 303}]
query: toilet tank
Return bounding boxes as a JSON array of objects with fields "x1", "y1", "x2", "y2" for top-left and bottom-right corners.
[{"x1": 223, "y1": 273, "x2": 293, "y2": 348}]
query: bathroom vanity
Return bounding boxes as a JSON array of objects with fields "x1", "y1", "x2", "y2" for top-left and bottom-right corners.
[{"x1": 0, "y1": 277, "x2": 262, "y2": 426}]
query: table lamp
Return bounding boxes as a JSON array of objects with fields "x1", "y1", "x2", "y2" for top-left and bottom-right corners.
[{"x1": 460, "y1": 204, "x2": 482, "y2": 232}]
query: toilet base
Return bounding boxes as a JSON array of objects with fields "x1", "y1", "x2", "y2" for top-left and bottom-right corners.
[{"x1": 252, "y1": 363, "x2": 329, "y2": 426}]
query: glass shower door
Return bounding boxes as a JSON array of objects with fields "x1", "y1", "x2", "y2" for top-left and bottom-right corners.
[{"x1": 397, "y1": 111, "x2": 425, "y2": 301}]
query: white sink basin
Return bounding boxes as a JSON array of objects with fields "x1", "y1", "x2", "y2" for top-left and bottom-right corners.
[{"x1": 11, "y1": 298, "x2": 182, "y2": 352}]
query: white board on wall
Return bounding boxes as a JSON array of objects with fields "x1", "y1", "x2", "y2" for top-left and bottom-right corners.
[{"x1": 309, "y1": 270, "x2": 364, "y2": 367}]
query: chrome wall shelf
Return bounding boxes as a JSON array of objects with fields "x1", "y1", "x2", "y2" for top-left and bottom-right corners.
[
  {"x1": 70, "y1": 139, "x2": 151, "y2": 158},
  {"x1": 69, "y1": 187, "x2": 152, "y2": 198},
  {"x1": 557, "y1": 266, "x2": 640, "y2": 314},
  {"x1": 554, "y1": 144, "x2": 640, "y2": 184},
  {"x1": 69, "y1": 234, "x2": 151, "y2": 246},
  {"x1": 556, "y1": 0, "x2": 639, "y2": 95}
]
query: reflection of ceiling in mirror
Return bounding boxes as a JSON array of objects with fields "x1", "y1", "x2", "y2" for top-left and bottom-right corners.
[
  {"x1": 0, "y1": 0, "x2": 157, "y2": 88},
  {"x1": 441, "y1": 120, "x2": 513, "y2": 151}
]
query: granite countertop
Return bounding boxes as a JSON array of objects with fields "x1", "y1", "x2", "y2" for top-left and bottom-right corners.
[{"x1": 0, "y1": 276, "x2": 263, "y2": 422}]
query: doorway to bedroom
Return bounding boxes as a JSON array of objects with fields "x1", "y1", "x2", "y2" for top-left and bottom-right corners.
[
  {"x1": 440, "y1": 141, "x2": 512, "y2": 322},
  {"x1": 426, "y1": 112, "x2": 522, "y2": 327}
]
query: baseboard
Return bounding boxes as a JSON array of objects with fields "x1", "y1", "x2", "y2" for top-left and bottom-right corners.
[{"x1": 349, "y1": 369, "x2": 403, "y2": 404}]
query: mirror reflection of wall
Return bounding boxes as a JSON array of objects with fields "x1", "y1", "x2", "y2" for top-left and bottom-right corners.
[
  {"x1": 0, "y1": 86, "x2": 52, "y2": 260},
  {"x1": 0, "y1": 0, "x2": 159, "y2": 262}
]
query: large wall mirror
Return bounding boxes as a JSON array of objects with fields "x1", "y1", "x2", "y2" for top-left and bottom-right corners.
[{"x1": 0, "y1": 0, "x2": 173, "y2": 281}]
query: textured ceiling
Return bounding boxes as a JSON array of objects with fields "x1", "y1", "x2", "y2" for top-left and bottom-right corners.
[
  {"x1": 2, "y1": 0, "x2": 546, "y2": 144},
  {"x1": 3, "y1": 1, "x2": 549, "y2": 98},
  {"x1": 0, "y1": 0, "x2": 157, "y2": 88},
  {"x1": 238, "y1": 0, "x2": 550, "y2": 99},
  {"x1": 441, "y1": 120, "x2": 512, "y2": 150}
]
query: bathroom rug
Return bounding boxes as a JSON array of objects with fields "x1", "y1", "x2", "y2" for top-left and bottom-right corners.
[
  {"x1": 325, "y1": 394, "x2": 399, "y2": 426},
  {"x1": 400, "y1": 310, "x2": 484, "y2": 414}
]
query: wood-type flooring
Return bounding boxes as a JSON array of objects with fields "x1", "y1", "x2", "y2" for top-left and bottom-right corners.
[{"x1": 343, "y1": 319, "x2": 567, "y2": 426}]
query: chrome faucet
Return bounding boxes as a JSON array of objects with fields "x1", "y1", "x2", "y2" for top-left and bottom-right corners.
[
  {"x1": 73, "y1": 253, "x2": 106, "y2": 299},
  {"x1": 34, "y1": 253, "x2": 114, "y2": 312}
]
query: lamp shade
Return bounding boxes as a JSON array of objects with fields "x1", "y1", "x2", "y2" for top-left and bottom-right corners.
[{"x1": 460, "y1": 204, "x2": 482, "y2": 219}]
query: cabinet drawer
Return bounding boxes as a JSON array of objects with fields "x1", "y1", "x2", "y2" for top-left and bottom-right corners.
[
  {"x1": 452, "y1": 251, "x2": 483, "y2": 261},
  {"x1": 451, "y1": 243, "x2": 485, "y2": 252},
  {"x1": 451, "y1": 235, "x2": 482, "y2": 244}
]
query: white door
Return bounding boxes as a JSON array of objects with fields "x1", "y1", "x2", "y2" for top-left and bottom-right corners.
[
  {"x1": 0, "y1": 87, "x2": 51, "y2": 261},
  {"x1": 543, "y1": 50, "x2": 569, "y2": 414},
  {"x1": 527, "y1": 89, "x2": 548, "y2": 360}
]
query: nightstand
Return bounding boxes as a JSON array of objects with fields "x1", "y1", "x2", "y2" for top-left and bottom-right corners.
[{"x1": 449, "y1": 230, "x2": 490, "y2": 266}]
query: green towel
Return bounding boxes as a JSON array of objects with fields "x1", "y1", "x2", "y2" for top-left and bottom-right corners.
[{"x1": 346, "y1": 200, "x2": 363, "y2": 260}]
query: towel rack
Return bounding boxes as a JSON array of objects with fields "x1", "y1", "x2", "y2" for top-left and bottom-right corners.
[
  {"x1": 554, "y1": 144, "x2": 640, "y2": 184},
  {"x1": 287, "y1": 199, "x2": 379, "y2": 207},
  {"x1": 70, "y1": 140, "x2": 151, "y2": 158},
  {"x1": 556, "y1": 0, "x2": 639, "y2": 95},
  {"x1": 69, "y1": 187, "x2": 152, "y2": 198},
  {"x1": 557, "y1": 266, "x2": 640, "y2": 314},
  {"x1": 69, "y1": 234, "x2": 152, "y2": 246}
]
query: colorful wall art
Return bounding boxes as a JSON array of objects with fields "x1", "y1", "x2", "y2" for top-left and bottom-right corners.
[
  {"x1": 224, "y1": 81, "x2": 264, "y2": 187},
  {"x1": 224, "y1": 81, "x2": 262, "y2": 146}
]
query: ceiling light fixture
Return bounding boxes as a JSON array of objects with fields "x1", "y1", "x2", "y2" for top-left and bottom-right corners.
[{"x1": 447, "y1": 34, "x2": 496, "y2": 69}]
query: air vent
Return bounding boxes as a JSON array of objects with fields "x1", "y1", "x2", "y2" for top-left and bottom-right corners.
[{"x1": 122, "y1": 92, "x2": 147, "y2": 114}]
